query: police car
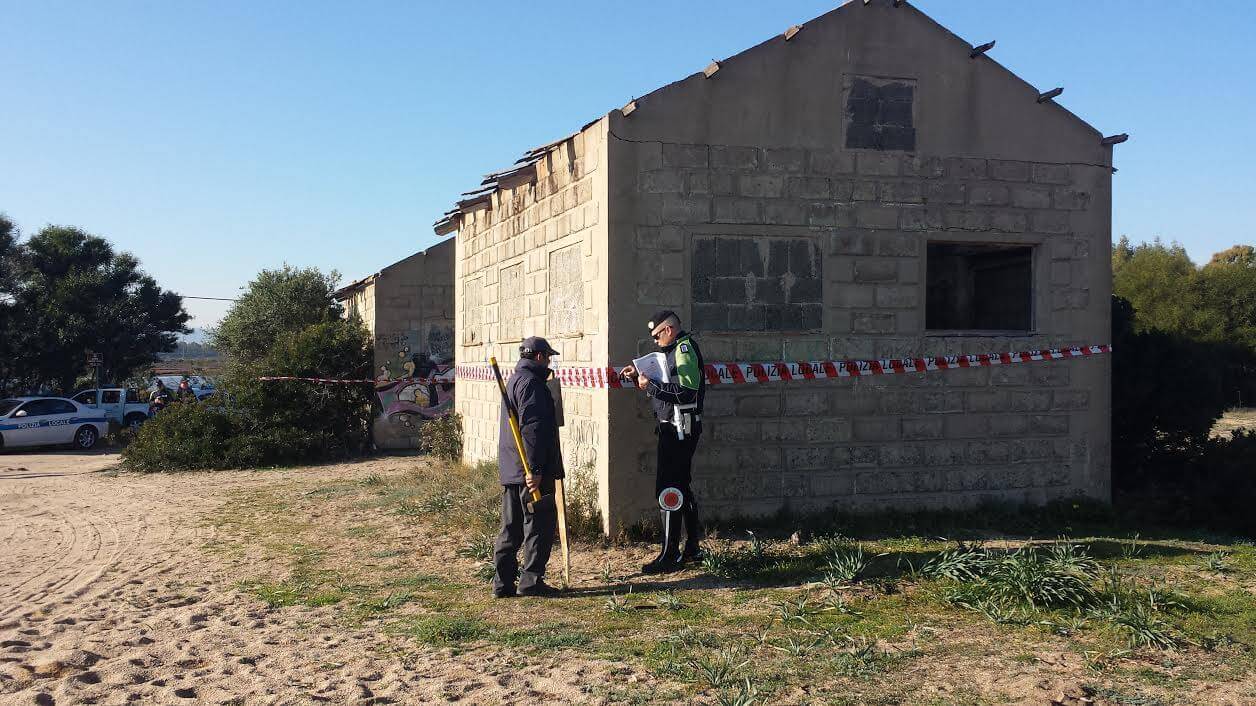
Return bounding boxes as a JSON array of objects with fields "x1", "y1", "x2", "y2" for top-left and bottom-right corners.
[{"x1": 0, "y1": 397, "x2": 108, "y2": 451}]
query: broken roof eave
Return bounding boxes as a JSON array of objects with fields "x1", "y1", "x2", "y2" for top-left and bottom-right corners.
[
  {"x1": 332, "y1": 273, "x2": 378, "y2": 301},
  {"x1": 432, "y1": 117, "x2": 605, "y2": 236}
]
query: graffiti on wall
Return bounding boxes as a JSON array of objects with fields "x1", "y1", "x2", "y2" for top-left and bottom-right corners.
[
  {"x1": 373, "y1": 328, "x2": 456, "y2": 442},
  {"x1": 375, "y1": 368, "x2": 455, "y2": 429}
]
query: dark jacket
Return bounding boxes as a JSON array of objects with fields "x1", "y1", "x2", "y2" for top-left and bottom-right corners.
[
  {"x1": 645, "y1": 331, "x2": 706, "y2": 423},
  {"x1": 498, "y1": 357, "x2": 565, "y2": 485}
]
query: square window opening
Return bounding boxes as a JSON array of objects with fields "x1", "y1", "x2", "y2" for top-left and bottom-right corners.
[{"x1": 926, "y1": 243, "x2": 1033, "y2": 332}]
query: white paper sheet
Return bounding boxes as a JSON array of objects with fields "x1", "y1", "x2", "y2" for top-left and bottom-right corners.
[{"x1": 632, "y1": 352, "x2": 670, "y2": 384}]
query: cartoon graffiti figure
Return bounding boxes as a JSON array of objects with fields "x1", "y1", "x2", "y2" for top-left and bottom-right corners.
[{"x1": 374, "y1": 360, "x2": 455, "y2": 428}]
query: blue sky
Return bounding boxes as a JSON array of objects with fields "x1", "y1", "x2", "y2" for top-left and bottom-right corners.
[{"x1": 2, "y1": 0, "x2": 1253, "y2": 328}]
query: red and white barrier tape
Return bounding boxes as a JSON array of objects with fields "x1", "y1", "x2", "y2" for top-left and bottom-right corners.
[
  {"x1": 257, "y1": 345, "x2": 1111, "y2": 388},
  {"x1": 457, "y1": 344, "x2": 1112, "y2": 389},
  {"x1": 258, "y1": 374, "x2": 451, "y2": 386}
]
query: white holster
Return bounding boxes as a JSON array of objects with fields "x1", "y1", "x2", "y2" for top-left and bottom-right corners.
[{"x1": 672, "y1": 402, "x2": 699, "y2": 440}]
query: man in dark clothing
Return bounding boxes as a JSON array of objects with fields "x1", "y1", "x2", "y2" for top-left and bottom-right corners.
[
  {"x1": 620, "y1": 310, "x2": 706, "y2": 574},
  {"x1": 493, "y1": 336, "x2": 564, "y2": 598}
]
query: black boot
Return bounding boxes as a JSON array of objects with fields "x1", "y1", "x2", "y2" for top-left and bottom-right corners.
[
  {"x1": 680, "y1": 500, "x2": 705, "y2": 563},
  {"x1": 642, "y1": 510, "x2": 682, "y2": 574}
]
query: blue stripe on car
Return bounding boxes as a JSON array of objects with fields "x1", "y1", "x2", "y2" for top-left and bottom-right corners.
[{"x1": 0, "y1": 416, "x2": 107, "y2": 431}]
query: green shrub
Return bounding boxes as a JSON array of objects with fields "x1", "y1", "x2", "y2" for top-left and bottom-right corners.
[
  {"x1": 122, "y1": 403, "x2": 241, "y2": 471},
  {"x1": 122, "y1": 317, "x2": 373, "y2": 472},
  {"x1": 419, "y1": 412, "x2": 463, "y2": 461}
]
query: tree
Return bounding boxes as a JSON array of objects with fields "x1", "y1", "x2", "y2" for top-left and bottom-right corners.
[
  {"x1": 1200, "y1": 252, "x2": 1256, "y2": 353},
  {"x1": 1207, "y1": 245, "x2": 1256, "y2": 268},
  {"x1": 0, "y1": 215, "x2": 20, "y2": 387},
  {"x1": 0, "y1": 214, "x2": 17, "y2": 297},
  {"x1": 1111, "y1": 237, "x2": 1223, "y2": 341},
  {"x1": 125, "y1": 267, "x2": 374, "y2": 470},
  {"x1": 211, "y1": 266, "x2": 343, "y2": 366},
  {"x1": 0, "y1": 224, "x2": 189, "y2": 394}
]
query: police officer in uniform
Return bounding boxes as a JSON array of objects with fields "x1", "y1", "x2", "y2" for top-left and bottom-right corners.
[{"x1": 620, "y1": 311, "x2": 705, "y2": 574}]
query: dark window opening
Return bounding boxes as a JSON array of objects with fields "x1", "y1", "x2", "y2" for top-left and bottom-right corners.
[{"x1": 926, "y1": 243, "x2": 1033, "y2": 331}]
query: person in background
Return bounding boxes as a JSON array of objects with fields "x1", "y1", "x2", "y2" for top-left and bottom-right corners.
[
  {"x1": 176, "y1": 377, "x2": 195, "y2": 403},
  {"x1": 149, "y1": 379, "x2": 172, "y2": 414}
]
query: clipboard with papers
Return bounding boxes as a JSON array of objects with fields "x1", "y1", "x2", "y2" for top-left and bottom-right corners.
[{"x1": 631, "y1": 352, "x2": 669, "y2": 384}]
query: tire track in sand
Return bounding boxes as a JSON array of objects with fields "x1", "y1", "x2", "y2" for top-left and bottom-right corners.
[{"x1": 0, "y1": 453, "x2": 630, "y2": 705}]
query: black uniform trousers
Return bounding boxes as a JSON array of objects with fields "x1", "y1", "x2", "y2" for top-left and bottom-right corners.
[
  {"x1": 655, "y1": 421, "x2": 703, "y2": 549},
  {"x1": 492, "y1": 476, "x2": 556, "y2": 594}
]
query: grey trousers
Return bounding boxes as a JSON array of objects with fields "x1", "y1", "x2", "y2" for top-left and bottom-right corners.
[{"x1": 492, "y1": 479, "x2": 556, "y2": 593}]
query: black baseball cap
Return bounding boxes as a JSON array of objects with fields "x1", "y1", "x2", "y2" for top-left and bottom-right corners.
[
  {"x1": 649, "y1": 310, "x2": 678, "y2": 330},
  {"x1": 520, "y1": 336, "x2": 560, "y2": 357}
]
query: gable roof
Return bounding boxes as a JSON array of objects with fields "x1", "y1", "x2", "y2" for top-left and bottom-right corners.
[{"x1": 434, "y1": 0, "x2": 1117, "y2": 236}]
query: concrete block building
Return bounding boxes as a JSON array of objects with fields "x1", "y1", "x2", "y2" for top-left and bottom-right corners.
[
  {"x1": 436, "y1": 0, "x2": 1116, "y2": 533},
  {"x1": 334, "y1": 239, "x2": 455, "y2": 449}
]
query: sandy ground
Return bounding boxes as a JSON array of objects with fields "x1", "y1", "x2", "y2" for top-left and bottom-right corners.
[
  {"x1": 1213, "y1": 407, "x2": 1256, "y2": 438},
  {"x1": 0, "y1": 452, "x2": 624, "y2": 705}
]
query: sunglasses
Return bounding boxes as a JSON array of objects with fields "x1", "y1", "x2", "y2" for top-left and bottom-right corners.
[{"x1": 651, "y1": 326, "x2": 670, "y2": 340}]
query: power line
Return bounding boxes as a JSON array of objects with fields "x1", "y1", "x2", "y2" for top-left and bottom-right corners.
[{"x1": 182, "y1": 296, "x2": 238, "y2": 302}]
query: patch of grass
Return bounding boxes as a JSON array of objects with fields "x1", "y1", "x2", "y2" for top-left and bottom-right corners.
[
  {"x1": 1122, "y1": 533, "x2": 1146, "y2": 560},
  {"x1": 688, "y1": 647, "x2": 749, "y2": 690},
  {"x1": 305, "y1": 483, "x2": 357, "y2": 498},
  {"x1": 473, "y1": 562, "x2": 496, "y2": 582},
  {"x1": 497, "y1": 622, "x2": 591, "y2": 649},
  {"x1": 824, "y1": 544, "x2": 870, "y2": 584},
  {"x1": 388, "y1": 573, "x2": 451, "y2": 589},
  {"x1": 1203, "y1": 551, "x2": 1231, "y2": 573},
  {"x1": 402, "y1": 614, "x2": 490, "y2": 646},
  {"x1": 922, "y1": 542, "x2": 989, "y2": 582},
  {"x1": 655, "y1": 590, "x2": 685, "y2": 612},
  {"x1": 1092, "y1": 568, "x2": 1181, "y2": 649},
  {"x1": 771, "y1": 595, "x2": 819, "y2": 627},
  {"x1": 242, "y1": 577, "x2": 345, "y2": 608},
  {"x1": 355, "y1": 591, "x2": 414, "y2": 615},
  {"x1": 831, "y1": 637, "x2": 905, "y2": 677},
  {"x1": 715, "y1": 677, "x2": 759, "y2": 706},
  {"x1": 239, "y1": 545, "x2": 346, "y2": 607},
  {"x1": 457, "y1": 533, "x2": 494, "y2": 562},
  {"x1": 981, "y1": 543, "x2": 1098, "y2": 609},
  {"x1": 344, "y1": 524, "x2": 381, "y2": 538},
  {"x1": 604, "y1": 590, "x2": 632, "y2": 614}
]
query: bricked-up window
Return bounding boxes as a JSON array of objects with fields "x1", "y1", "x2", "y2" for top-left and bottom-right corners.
[
  {"x1": 462, "y1": 276, "x2": 482, "y2": 345},
  {"x1": 926, "y1": 243, "x2": 1033, "y2": 331},
  {"x1": 499, "y1": 264, "x2": 524, "y2": 341},
  {"x1": 845, "y1": 76, "x2": 916, "y2": 152},
  {"x1": 692, "y1": 236, "x2": 822, "y2": 331},
  {"x1": 548, "y1": 245, "x2": 583, "y2": 336}
]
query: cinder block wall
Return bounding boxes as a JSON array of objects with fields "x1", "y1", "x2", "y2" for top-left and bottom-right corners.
[
  {"x1": 603, "y1": 0, "x2": 1112, "y2": 530},
  {"x1": 343, "y1": 283, "x2": 377, "y2": 338},
  {"x1": 455, "y1": 121, "x2": 612, "y2": 519},
  {"x1": 371, "y1": 240, "x2": 457, "y2": 449}
]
